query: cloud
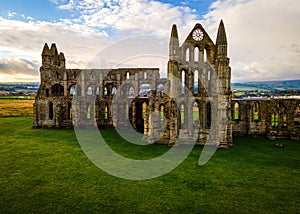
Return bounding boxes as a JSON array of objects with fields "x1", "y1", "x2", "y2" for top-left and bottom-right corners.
[
  {"x1": 55, "y1": 0, "x2": 198, "y2": 35},
  {"x1": 204, "y1": 0, "x2": 300, "y2": 82},
  {"x1": 7, "y1": 11, "x2": 17, "y2": 18},
  {"x1": 0, "y1": 16, "x2": 111, "y2": 70},
  {"x1": 0, "y1": 58, "x2": 40, "y2": 82},
  {"x1": 0, "y1": 0, "x2": 300, "y2": 83}
]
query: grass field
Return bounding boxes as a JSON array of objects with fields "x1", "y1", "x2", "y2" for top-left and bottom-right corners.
[
  {"x1": 0, "y1": 99, "x2": 34, "y2": 116},
  {"x1": 0, "y1": 116, "x2": 299, "y2": 213}
]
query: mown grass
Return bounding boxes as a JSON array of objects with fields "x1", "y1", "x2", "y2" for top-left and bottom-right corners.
[
  {"x1": 0, "y1": 117, "x2": 299, "y2": 213},
  {"x1": 0, "y1": 99, "x2": 34, "y2": 116}
]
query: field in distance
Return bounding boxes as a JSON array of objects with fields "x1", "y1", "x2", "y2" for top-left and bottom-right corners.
[{"x1": 0, "y1": 99, "x2": 34, "y2": 117}]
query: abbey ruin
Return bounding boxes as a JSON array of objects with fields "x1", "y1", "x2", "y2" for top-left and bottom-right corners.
[{"x1": 33, "y1": 21, "x2": 300, "y2": 145}]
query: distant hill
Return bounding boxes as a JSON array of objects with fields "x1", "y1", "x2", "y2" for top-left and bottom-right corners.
[{"x1": 232, "y1": 80, "x2": 300, "y2": 91}]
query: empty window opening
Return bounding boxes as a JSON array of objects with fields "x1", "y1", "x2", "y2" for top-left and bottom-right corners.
[
  {"x1": 253, "y1": 102, "x2": 259, "y2": 121},
  {"x1": 272, "y1": 111, "x2": 278, "y2": 127},
  {"x1": 87, "y1": 104, "x2": 91, "y2": 119},
  {"x1": 182, "y1": 70, "x2": 185, "y2": 94},
  {"x1": 185, "y1": 48, "x2": 190, "y2": 61},
  {"x1": 139, "y1": 84, "x2": 151, "y2": 97},
  {"x1": 129, "y1": 86, "x2": 135, "y2": 97},
  {"x1": 193, "y1": 102, "x2": 199, "y2": 123},
  {"x1": 112, "y1": 87, "x2": 117, "y2": 96},
  {"x1": 203, "y1": 49, "x2": 207, "y2": 62},
  {"x1": 49, "y1": 102, "x2": 53, "y2": 120},
  {"x1": 104, "y1": 87, "x2": 108, "y2": 96},
  {"x1": 70, "y1": 85, "x2": 76, "y2": 96},
  {"x1": 87, "y1": 86, "x2": 93, "y2": 96},
  {"x1": 194, "y1": 70, "x2": 198, "y2": 94},
  {"x1": 194, "y1": 47, "x2": 199, "y2": 62},
  {"x1": 234, "y1": 102, "x2": 239, "y2": 120}
]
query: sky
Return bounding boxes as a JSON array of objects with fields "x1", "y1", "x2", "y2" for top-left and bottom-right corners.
[{"x1": 0, "y1": 0, "x2": 299, "y2": 82}]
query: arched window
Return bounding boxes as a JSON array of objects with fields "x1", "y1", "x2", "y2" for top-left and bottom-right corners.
[
  {"x1": 194, "y1": 70, "x2": 198, "y2": 94},
  {"x1": 68, "y1": 102, "x2": 72, "y2": 120},
  {"x1": 182, "y1": 70, "x2": 185, "y2": 94},
  {"x1": 139, "y1": 84, "x2": 151, "y2": 97},
  {"x1": 104, "y1": 87, "x2": 108, "y2": 96},
  {"x1": 95, "y1": 87, "x2": 100, "y2": 96},
  {"x1": 206, "y1": 102, "x2": 211, "y2": 128},
  {"x1": 194, "y1": 47, "x2": 199, "y2": 62},
  {"x1": 234, "y1": 102, "x2": 239, "y2": 120},
  {"x1": 283, "y1": 112, "x2": 287, "y2": 127},
  {"x1": 52, "y1": 84, "x2": 64, "y2": 96},
  {"x1": 272, "y1": 111, "x2": 278, "y2": 127},
  {"x1": 142, "y1": 102, "x2": 147, "y2": 119},
  {"x1": 49, "y1": 102, "x2": 53, "y2": 120},
  {"x1": 129, "y1": 86, "x2": 135, "y2": 97},
  {"x1": 203, "y1": 49, "x2": 207, "y2": 62},
  {"x1": 70, "y1": 85, "x2": 76, "y2": 96},
  {"x1": 185, "y1": 48, "x2": 190, "y2": 61},
  {"x1": 87, "y1": 86, "x2": 93, "y2": 96},
  {"x1": 126, "y1": 72, "x2": 130, "y2": 79},
  {"x1": 112, "y1": 87, "x2": 117, "y2": 96},
  {"x1": 104, "y1": 104, "x2": 108, "y2": 119},
  {"x1": 253, "y1": 102, "x2": 259, "y2": 121},
  {"x1": 87, "y1": 104, "x2": 91, "y2": 119}
]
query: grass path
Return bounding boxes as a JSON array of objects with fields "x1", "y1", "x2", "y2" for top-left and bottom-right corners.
[{"x1": 0, "y1": 117, "x2": 299, "y2": 213}]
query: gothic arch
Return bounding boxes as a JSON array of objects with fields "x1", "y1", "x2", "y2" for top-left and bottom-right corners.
[
  {"x1": 69, "y1": 85, "x2": 76, "y2": 96},
  {"x1": 185, "y1": 47, "x2": 190, "y2": 62},
  {"x1": 52, "y1": 83, "x2": 64, "y2": 96},
  {"x1": 233, "y1": 102, "x2": 240, "y2": 120},
  {"x1": 194, "y1": 47, "x2": 200, "y2": 62}
]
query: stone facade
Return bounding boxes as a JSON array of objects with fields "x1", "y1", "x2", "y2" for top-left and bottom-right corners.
[
  {"x1": 232, "y1": 98, "x2": 300, "y2": 140},
  {"x1": 33, "y1": 21, "x2": 300, "y2": 145}
]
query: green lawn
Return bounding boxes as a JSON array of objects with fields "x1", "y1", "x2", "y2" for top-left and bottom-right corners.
[{"x1": 0, "y1": 117, "x2": 299, "y2": 213}]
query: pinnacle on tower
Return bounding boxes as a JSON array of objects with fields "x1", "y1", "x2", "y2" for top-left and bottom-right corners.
[
  {"x1": 42, "y1": 43, "x2": 50, "y2": 56},
  {"x1": 58, "y1": 52, "x2": 65, "y2": 60},
  {"x1": 169, "y1": 24, "x2": 179, "y2": 60},
  {"x1": 216, "y1": 20, "x2": 227, "y2": 45},
  {"x1": 50, "y1": 43, "x2": 58, "y2": 53},
  {"x1": 50, "y1": 43, "x2": 58, "y2": 65},
  {"x1": 58, "y1": 52, "x2": 66, "y2": 68},
  {"x1": 171, "y1": 24, "x2": 179, "y2": 39}
]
